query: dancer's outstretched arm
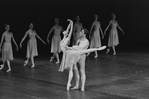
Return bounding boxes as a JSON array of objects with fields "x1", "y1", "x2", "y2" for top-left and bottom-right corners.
[
  {"x1": 89, "y1": 22, "x2": 94, "y2": 39},
  {"x1": 20, "y1": 31, "x2": 28, "y2": 48},
  {"x1": 104, "y1": 21, "x2": 111, "y2": 35},
  {"x1": 99, "y1": 22, "x2": 104, "y2": 39},
  {"x1": 11, "y1": 33, "x2": 18, "y2": 51},
  {"x1": 47, "y1": 27, "x2": 54, "y2": 43},
  {"x1": 0, "y1": 33, "x2": 4, "y2": 51},
  {"x1": 36, "y1": 32, "x2": 46, "y2": 44},
  {"x1": 80, "y1": 46, "x2": 106, "y2": 55},
  {"x1": 117, "y1": 22, "x2": 124, "y2": 34},
  {"x1": 67, "y1": 19, "x2": 73, "y2": 41}
]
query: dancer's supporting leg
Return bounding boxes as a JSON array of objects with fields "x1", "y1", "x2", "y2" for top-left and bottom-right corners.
[
  {"x1": 71, "y1": 64, "x2": 80, "y2": 90},
  {"x1": 6, "y1": 60, "x2": 11, "y2": 72},
  {"x1": 55, "y1": 52, "x2": 60, "y2": 64},
  {"x1": 31, "y1": 56, "x2": 35, "y2": 68},
  {"x1": 79, "y1": 55, "x2": 86, "y2": 91},
  {"x1": 81, "y1": 46, "x2": 106, "y2": 55},
  {"x1": 67, "y1": 64, "x2": 73, "y2": 91},
  {"x1": 94, "y1": 50, "x2": 98, "y2": 58},
  {"x1": 112, "y1": 46, "x2": 116, "y2": 55}
]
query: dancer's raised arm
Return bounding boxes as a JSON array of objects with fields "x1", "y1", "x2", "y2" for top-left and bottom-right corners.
[{"x1": 67, "y1": 19, "x2": 73, "y2": 41}]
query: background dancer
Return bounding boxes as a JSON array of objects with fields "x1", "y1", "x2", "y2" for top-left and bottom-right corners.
[
  {"x1": 0, "y1": 24, "x2": 18, "y2": 72},
  {"x1": 104, "y1": 13, "x2": 124, "y2": 55},
  {"x1": 20, "y1": 23, "x2": 46, "y2": 68},
  {"x1": 47, "y1": 18, "x2": 63, "y2": 64}
]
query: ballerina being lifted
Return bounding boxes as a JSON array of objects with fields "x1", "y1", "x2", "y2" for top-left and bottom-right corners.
[{"x1": 59, "y1": 19, "x2": 106, "y2": 91}]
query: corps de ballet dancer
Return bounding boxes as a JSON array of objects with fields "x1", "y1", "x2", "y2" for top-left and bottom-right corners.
[
  {"x1": 104, "y1": 13, "x2": 124, "y2": 55},
  {"x1": 47, "y1": 18, "x2": 63, "y2": 64},
  {"x1": 0, "y1": 24, "x2": 18, "y2": 72},
  {"x1": 20, "y1": 23, "x2": 46, "y2": 68},
  {"x1": 88, "y1": 14, "x2": 104, "y2": 58}
]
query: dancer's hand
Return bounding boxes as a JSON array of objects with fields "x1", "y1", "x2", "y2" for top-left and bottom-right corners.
[
  {"x1": 20, "y1": 43, "x2": 22, "y2": 49},
  {"x1": 67, "y1": 19, "x2": 73, "y2": 23},
  {"x1": 16, "y1": 47, "x2": 18, "y2": 51},
  {"x1": 47, "y1": 40, "x2": 50, "y2": 44}
]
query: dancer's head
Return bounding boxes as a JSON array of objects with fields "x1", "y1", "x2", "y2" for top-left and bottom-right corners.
[
  {"x1": 76, "y1": 16, "x2": 80, "y2": 22},
  {"x1": 55, "y1": 18, "x2": 59, "y2": 24},
  {"x1": 94, "y1": 14, "x2": 98, "y2": 20},
  {"x1": 80, "y1": 28, "x2": 88, "y2": 38},
  {"x1": 29, "y1": 23, "x2": 34, "y2": 29},
  {"x1": 111, "y1": 13, "x2": 116, "y2": 19},
  {"x1": 5, "y1": 24, "x2": 10, "y2": 31}
]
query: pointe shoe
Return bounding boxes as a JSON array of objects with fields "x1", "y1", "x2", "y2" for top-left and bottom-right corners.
[
  {"x1": 81, "y1": 88, "x2": 85, "y2": 92},
  {"x1": 113, "y1": 52, "x2": 116, "y2": 55},
  {"x1": 56, "y1": 61, "x2": 60, "y2": 64},
  {"x1": 71, "y1": 86, "x2": 79, "y2": 90},
  {"x1": 24, "y1": 61, "x2": 28, "y2": 66},
  {"x1": 0, "y1": 65, "x2": 4, "y2": 70},
  {"x1": 6, "y1": 69, "x2": 11, "y2": 72},
  {"x1": 106, "y1": 49, "x2": 110, "y2": 54},
  {"x1": 94, "y1": 55, "x2": 98, "y2": 58},
  {"x1": 50, "y1": 57, "x2": 54, "y2": 62},
  {"x1": 67, "y1": 84, "x2": 71, "y2": 91},
  {"x1": 31, "y1": 65, "x2": 35, "y2": 68}
]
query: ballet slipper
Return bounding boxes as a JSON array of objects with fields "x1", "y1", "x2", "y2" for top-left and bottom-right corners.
[
  {"x1": 94, "y1": 55, "x2": 98, "y2": 58},
  {"x1": 113, "y1": 52, "x2": 116, "y2": 55},
  {"x1": 0, "y1": 65, "x2": 4, "y2": 70},
  {"x1": 81, "y1": 88, "x2": 85, "y2": 92},
  {"x1": 67, "y1": 84, "x2": 71, "y2": 91},
  {"x1": 56, "y1": 61, "x2": 60, "y2": 64},
  {"x1": 71, "y1": 86, "x2": 79, "y2": 90},
  {"x1": 6, "y1": 69, "x2": 11, "y2": 72},
  {"x1": 106, "y1": 49, "x2": 110, "y2": 54},
  {"x1": 31, "y1": 64, "x2": 35, "y2": 68},
  {"x1": 24, "y1": 61, "x2": 28, "y2": 66}
]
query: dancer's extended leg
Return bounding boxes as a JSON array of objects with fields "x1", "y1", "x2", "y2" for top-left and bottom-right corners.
[{"x1": 81, "y1": 46, "x2": 106, "y2": 55}]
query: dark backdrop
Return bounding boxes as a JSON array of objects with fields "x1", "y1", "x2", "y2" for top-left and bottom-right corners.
[{"x1": 0, "y1": 0, "x2": 149, "y2": 57}]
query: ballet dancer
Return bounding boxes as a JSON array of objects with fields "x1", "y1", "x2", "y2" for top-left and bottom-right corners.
[
  {"x1": 88, "y1": 14, "x2": 104, "y2": 58},
  {"x1": 20, "y1": 23, "x2": 46, "y2": 68},
  {"x1": 0, "y1": 24, "x2": 18, "y2": 72},
  {"x1": 104, "y1": 13, "x2": 124, "y2": 55},
  {"x1": 58, "y1": 19, "x2": 106, "y2": 91},
  {"x1": 47, "y1": 18, "x2": 63, "y2": 64},
  {"x1": 72, "y1": 16, "x2": 83, "y2": 45}
]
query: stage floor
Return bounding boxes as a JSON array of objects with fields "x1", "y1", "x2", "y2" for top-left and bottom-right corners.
[{"x1": 0, "y1": 47, "x2": 149, "y2": 99}]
